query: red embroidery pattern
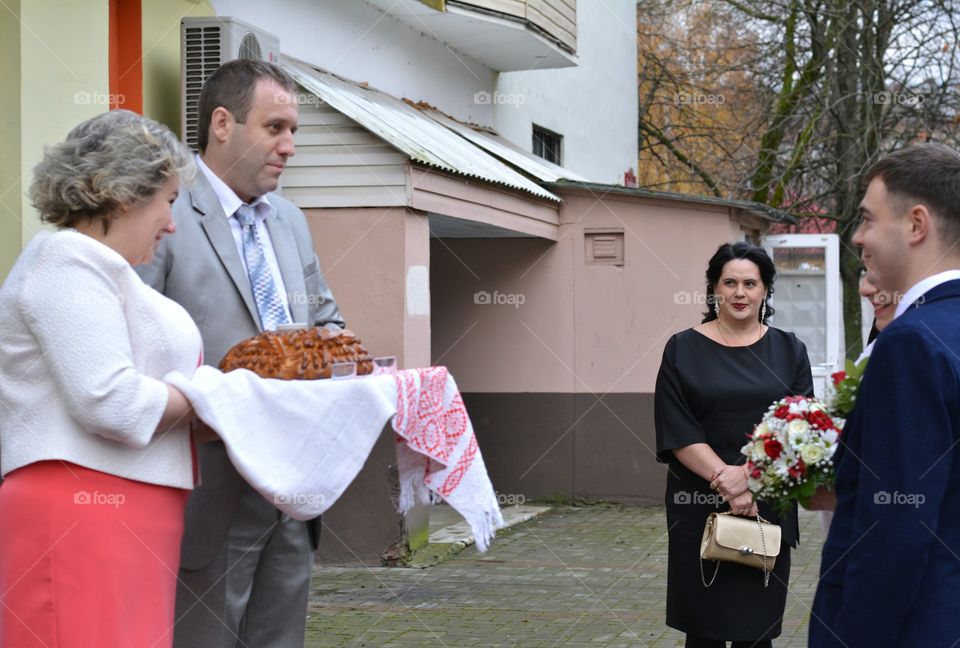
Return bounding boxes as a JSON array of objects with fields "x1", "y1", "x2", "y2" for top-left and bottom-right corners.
[
  {"x1": 391, "y1": 366, "x2": 502, "y2": 552},
  {"x1": 395, "y1": 368, "x2": 468, "y2": 464},
  {"x1": 439, "y1": 435, "x2": 477, "y2": 497},
  {"x1": 394, "y1": 367, "x2": 473, "y2": 492}
]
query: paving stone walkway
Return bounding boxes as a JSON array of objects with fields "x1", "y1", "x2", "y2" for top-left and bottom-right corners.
[{"x1": 306, "y1": 506, "x2": 826, "y2": 647}]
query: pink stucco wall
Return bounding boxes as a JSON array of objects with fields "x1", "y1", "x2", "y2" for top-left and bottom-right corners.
[
  {"x1": 431, "y1": 190, "x2": 738, "y2": 393},
  {"x1": 304, "y1": 207, "x2": 431, "y2": 369}
]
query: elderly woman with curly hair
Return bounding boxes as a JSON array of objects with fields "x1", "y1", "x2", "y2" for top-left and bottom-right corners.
[{"x1": 0, "y1": 110, "x2": 201, "y2": 647}]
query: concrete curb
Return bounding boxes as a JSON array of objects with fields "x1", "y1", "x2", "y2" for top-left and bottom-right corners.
[{"x1": 406, "y1": 504, "x2": 552, "y2": 568}]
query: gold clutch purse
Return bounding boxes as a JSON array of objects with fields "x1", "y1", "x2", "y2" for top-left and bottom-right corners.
[{"x1": 699, "y1": 511, "x2": 781, "y2": 587}]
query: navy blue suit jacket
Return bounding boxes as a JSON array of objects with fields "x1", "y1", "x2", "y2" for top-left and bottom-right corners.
[{"x1": 810, "y1": 279, "x2": 960, "y2": 646}]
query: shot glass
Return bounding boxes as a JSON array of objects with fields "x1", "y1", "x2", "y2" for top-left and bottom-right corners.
[
  {"x1": 372, "y1": 356, "x2": 398, "y2": 376},
  {"x1": 276, "y1": 323, "x2": 309, "y2": 332},
  {"x1": 331, "y1": 361, "x2": 357, "y2": 380}
]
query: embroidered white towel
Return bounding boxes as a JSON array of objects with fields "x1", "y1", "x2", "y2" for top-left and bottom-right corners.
[{"x1": 165, "y1": 365, "x2": 504, "y2": 551}]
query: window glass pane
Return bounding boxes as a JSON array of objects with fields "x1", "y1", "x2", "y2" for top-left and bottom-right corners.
[
  {"x1": 532, "y1": 125, "x2": 562, "y2": 165},
  {"x1": 770, "y1": 246, "x2": 827, "y2": 365},
  {"x1": 772, "y1": 247, "x2": 826, "y2": 273}
]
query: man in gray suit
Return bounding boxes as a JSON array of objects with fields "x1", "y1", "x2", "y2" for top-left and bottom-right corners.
[{"x1": 137, "y1": 60, "x2": 342, "y2": 647}]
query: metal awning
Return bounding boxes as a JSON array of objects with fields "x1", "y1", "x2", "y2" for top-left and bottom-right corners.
[
  {"x1": 282, "y1": 56, "x2": 563, "y2": 202},
  {"x1": 421, "y1": 109, "x2": 586, "y2": 183}
]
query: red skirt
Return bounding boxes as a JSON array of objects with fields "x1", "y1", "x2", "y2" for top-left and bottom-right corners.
[{"x1": 0, "y1": 461, "x2": 189, "y2": 648}]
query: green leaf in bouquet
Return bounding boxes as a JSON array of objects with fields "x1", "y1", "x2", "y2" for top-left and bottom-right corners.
[
  {"x1": 797, "y1": 479, "x2": 818, "y2": 500},
  {"x1": 832, "y1": 357, "x2": 868, "y2": 418}
]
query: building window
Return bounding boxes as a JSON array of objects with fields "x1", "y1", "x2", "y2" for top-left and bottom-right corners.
[{"x1": 532, "y1": 125, "x2": 562, "y2": 165}]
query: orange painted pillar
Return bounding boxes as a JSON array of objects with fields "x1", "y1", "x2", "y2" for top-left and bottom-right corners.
[{"x1": 109, "y1": 0, "x2": 142, "y2": 113}]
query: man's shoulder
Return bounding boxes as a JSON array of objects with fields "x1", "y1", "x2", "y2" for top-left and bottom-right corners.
[
  {"x1": 267, "y1": 192, "x2": 312, "y2": 245},
  {"x1": 172, "y1": 187, "x2": 199, "y2": 217},
  {"x1": 894, "y1": 284, "x2": 960, "y2": 332},
  {"x1": 268, "y1": 192, "x2": 306, "y2": 220},
  {"x1": 873, "y1": 306, "x2": 960, "y2": 374},
  {"x1": 172, "y1": 175, "x2": 215, "y2": 222}
]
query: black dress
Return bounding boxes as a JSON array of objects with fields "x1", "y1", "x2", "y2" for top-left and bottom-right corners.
[{"x1": 654, "y1": 327, "x2": 813, "y2": 642}]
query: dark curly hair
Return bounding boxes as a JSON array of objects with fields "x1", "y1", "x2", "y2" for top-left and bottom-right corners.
[{"x1": 700, "y1": 241, "x2": 776, "y2": 324}]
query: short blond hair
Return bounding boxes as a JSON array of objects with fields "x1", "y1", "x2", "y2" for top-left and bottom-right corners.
[{"x1": 30, "y1": 110, "x2": 194, "y2": 232}]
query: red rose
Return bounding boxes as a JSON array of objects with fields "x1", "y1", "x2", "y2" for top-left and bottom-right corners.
[
  {"x1": 750, "y1": 465, "x2": 762, "y2": 479},
  {"x1": 809, "y1": 410, "x2": 835, "y2": 430},
  {"x1": 774, "y1": 404, "x2": 790, "y2": 419},
  {"x1": 788, "y1": 459, "x2": 806, "y2": 478},
  {"x1": 764, "y1": 438, "x2": 783, "y2": 459},
  {"x1": 832, "y1": 371, "x2": 847, "y2": 387}
]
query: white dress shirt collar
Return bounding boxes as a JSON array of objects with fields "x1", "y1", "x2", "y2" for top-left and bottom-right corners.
[
  {"x1": 895, "y1": 269, "x2": 960, "y2": 318},
  {"x1": 196, "y1": 155, "x2": 272, "y2": 220},
  {"x1": 196, "y1": 155, "x2": 292, "y2": 322}
]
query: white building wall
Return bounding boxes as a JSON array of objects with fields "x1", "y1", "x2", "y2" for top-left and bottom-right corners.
[
  {"x1": 209, "y1": 0, "x2": 497, "y2": 124},
  {"x1": 493, "y1": 0, "x2": 638, "y2": 184}
]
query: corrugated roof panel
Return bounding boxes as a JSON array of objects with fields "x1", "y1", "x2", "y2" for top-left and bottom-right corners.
[
  {"x1": 282, "y1": 57, "x2": 561, "y2": 202},
  {"x1": 421, "y1": 109, "x2": 585, "y2": 183}
]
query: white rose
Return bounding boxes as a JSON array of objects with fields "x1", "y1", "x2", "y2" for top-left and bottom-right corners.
[
  {"x1": 801, "y1": 444, "x2": 825, "y2": 464},
  {"x1": 788, "y1": 418, "x2": 810, "y2": 437}
]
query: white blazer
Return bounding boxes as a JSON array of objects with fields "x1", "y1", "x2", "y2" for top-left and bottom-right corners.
[{"x1": 0, "y1": 230, "x2": 202, "y2": 488}]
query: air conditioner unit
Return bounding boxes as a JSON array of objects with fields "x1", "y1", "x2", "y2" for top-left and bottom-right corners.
[{"x1": 180, "y1": 17, "x2": 281, "y2": 151}]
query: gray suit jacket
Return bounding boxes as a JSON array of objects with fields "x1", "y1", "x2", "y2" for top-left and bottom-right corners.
[{"x1": 136, "y1": 170, "x2": 343, "y2": 569}]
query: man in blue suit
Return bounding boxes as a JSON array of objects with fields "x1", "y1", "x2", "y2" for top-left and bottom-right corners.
[{"x1": 809, "y1": 143, "x2": 960, "y2": 646}]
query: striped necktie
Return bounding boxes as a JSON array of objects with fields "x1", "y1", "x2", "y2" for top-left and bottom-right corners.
[{"x1": 235, "y1": 203, "x2": 290, "y2": 331}]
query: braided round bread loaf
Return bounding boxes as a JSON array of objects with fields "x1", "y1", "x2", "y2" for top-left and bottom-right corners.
[{"x1": 218, "y1": 328, "x2": 374, "y2": 380}]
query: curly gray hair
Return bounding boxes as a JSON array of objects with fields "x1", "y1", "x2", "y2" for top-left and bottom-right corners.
[{"x1": 30, "y1": 110, "x2": 195, "y2": 232}]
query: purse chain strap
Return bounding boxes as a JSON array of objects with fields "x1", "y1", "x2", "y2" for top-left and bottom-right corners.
[
  {"x1": 758, "y1": 513, "x2": 770, "y2": 587},
  {"x1": 699, "y1": 554, "x2": 720, "y2": 587}
]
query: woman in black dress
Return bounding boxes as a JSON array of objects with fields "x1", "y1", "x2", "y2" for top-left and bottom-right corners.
[{"x1": 655, "y1": 242, "x2": 813, "y2": 648}]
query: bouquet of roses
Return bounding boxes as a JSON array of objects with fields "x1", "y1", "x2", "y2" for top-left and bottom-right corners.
[{"x1": 741, "y1": 395, "x2": 843, "y2": 514}]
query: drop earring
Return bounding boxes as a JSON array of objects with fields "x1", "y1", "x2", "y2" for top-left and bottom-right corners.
[
  {"x1": 713, "y1": 297, "x2": 720, "y2": 318},
  {"x1": 760, "y1": 299, "x2": 767, "y2": 323}
]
